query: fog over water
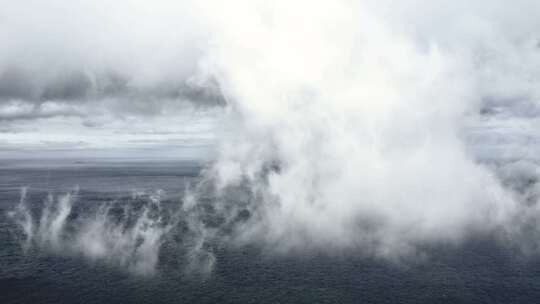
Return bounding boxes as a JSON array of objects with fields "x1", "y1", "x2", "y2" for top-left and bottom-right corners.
[{"x1": 4, "y1": 0, "x2": 540, "y2": 294}]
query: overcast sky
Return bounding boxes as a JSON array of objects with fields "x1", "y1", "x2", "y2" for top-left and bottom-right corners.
[
  {"x1": 0, "y1": 0, "x2": 226, "y2": 160},
  {"x1": 2, "y1": 0, "x2": 540, "y2": 164}
]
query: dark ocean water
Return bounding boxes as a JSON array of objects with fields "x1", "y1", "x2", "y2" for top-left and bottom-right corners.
[{"x1": 2, "y1": 159, "x2": 540, "y2": 304}]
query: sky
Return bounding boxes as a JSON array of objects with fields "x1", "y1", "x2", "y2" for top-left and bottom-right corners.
[
  {"x1": 2, "y1": 0, "x2": 540, "y2": 161},
  {"x1": 0, "y1": 0, "x2": 222, "y2": 159}
]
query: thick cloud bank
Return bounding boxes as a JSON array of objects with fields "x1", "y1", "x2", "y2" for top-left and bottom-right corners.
[{"x1": 7, "y1": 0, "x2": 540, "y2": 273}]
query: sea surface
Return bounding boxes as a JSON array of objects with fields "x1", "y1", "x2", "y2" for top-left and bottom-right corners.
[{"x1": 1, "y1": 159, "x2": 540, "y2": 304}]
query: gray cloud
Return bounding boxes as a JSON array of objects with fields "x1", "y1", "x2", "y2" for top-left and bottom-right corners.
[{"x1": 0, "y1": 68, "x2": 225, "y2": 107}]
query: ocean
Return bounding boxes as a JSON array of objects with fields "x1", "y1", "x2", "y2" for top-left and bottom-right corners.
[{"x1": 1, "y1": 159, "x2": 540, "y2": 304}]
